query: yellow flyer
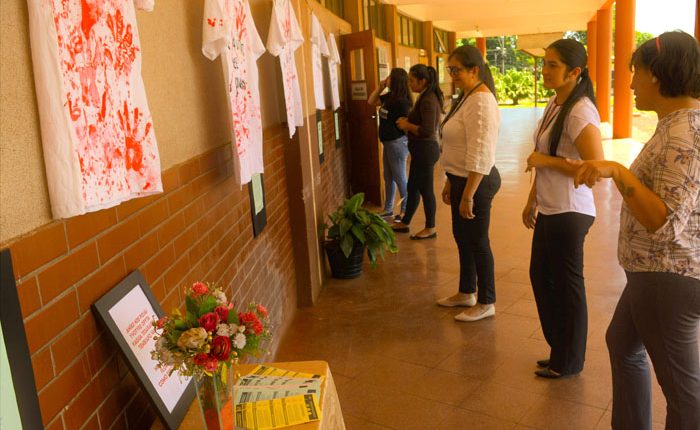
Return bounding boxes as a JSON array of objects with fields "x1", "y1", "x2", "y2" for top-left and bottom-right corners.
[
  {"x1": 234, "y1": 394, "x2": 321, "y2": 430},
  {"x1": 246, "y1": 365, "x2": 323, "y2": 381}
]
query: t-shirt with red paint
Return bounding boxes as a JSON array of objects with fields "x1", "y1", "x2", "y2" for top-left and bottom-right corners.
[
  {"x1": 27, "y1": 0, "x2": 163, "y2": 219},
  {"x1": 202, "y1": 0, "x2": 266, "y2": 185}
]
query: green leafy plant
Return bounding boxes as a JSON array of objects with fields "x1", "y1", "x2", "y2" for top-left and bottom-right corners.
[
  {"x1": 501, "y1": 69, "x2": 533, "y2": 105},
  {"x1": 321, "y1": 193, "x2": 398, "y2": 267}
]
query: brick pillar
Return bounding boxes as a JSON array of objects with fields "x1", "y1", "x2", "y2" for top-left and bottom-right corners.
[
  {"x1": 587, "y1": 18, "x2": 597, "y2": 89},
  {"x1": 476, "y1": 37, "x2": 487, "y2": 59},
  {"x1": 613, "y1": 0, "x2": 635, "y2": 138}
]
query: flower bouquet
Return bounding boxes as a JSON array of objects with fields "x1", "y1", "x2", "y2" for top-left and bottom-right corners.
[{"x1": 151, "y1": 282, "x2": 271, "y2": 430}]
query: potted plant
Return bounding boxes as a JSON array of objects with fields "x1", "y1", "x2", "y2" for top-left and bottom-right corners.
[{"x1": 321, "y1": 193, "x2": 398, "y2": 279}]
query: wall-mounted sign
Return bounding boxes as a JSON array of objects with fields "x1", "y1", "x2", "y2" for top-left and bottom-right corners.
[
  {"x1": 249, "y1": 173, "x2": 267, "y2": 237},
  {"x1": 93, "y1": 271, "x2": 194, "y2": 430},
  {"x1": 351, "y1": 82, "x2": 368, "y2": 100},
  {"x1": 317, "y1": 110, "x2": 324, "y2": 164},
  {"x1": 334, "y1": 111, "x2": 341, "y2": 148}
]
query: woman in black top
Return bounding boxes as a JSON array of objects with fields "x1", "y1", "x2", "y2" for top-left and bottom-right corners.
[
  {"x1": 368, "y1": 68, "x2": 413, "y2": 220},
  {"x1": 393, "y1": 64, "x2": 444, "y2": 239}
]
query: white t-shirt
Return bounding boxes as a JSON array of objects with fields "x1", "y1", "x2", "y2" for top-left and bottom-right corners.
[
  {"x1": 441, "y1": 92, "x2": 499, "y2": 177},
  {"x1": 310, "y1": 13, "x2": 329, "y2": 110},
  {"x1": 202, "y1": 0, "x2": 266, "y2": 185},
  {"x1": 27, "y1": 0, "x2": 162, "y2": 219},
  {"x1": 327, "y1": 33, "x2": 341, "y2": 111},
  {"x1": 266, "y1": 0, "x2": 304, "y2": 138},
  {"x1": 534, "y1": 96, "x2": 600, "y2": 217}
]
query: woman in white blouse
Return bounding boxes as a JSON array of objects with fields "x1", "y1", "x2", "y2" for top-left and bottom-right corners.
[
  {"x1": 436, "y1": 45, "x2": 501, "y2": 322},
  {"x1": 523, "y1": 39, "x2": 604, "y2": 379}
]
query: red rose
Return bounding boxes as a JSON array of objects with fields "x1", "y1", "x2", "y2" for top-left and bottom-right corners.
[
  {"x1": 191, "y1": 282, "x2": 209, "y2": 297},
  {"x1": 214, "y1": 306, "x2": 229, "y2": 323},
  {"x1": 210, "y1": 336, "x2": 231, "y2": 361},
  {"x1": 256, "y1": 304, "x2": 268, "y2": 318},
  {"x1": 193, "y1": 353, "x2": 210, "y2": 367},
  {"x1": 194, "y1": 353, "x2": 218, "y2": 372},
  {"x1": 239, "y1": 312, "x2": 263, "y2": 335},
  {"x1": 198, "y1": 312, "x2": 219, "y2": 332},
  {"x1": 155, "y1": 316, "x2": 168, "y2": 329}
]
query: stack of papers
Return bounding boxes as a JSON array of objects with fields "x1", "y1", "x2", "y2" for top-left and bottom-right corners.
[{"x1": 234, "y1": 365, "x2": 325, "y2": 430}]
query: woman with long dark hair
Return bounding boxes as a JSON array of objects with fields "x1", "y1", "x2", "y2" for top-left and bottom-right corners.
[
  {"x1": 368, "y1": 68, "x2": 413, "y2": 220},
  {"x1": 393, "y1": 64, "x2": 444, "y2": 239},
  {"x1": 522, "y1": 38, "x2": 604, "y2": 378},
  {"x1": 436, "y1": 45, "x2": 501, "y2": 322},
  {"x1": 573, "y1": 31, "x2": 700, "y2": 429}
]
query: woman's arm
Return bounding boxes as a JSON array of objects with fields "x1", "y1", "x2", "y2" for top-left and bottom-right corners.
[
  {"x1": 367, "y1": 79, "x2": 386, "y2": 106},
  {"x1": 573, "y1": 160, "x2": 668, "y2": 232},
  {"x1": 522, "y1": 181, "x2": 538, "y2": 229},
  {"x1": 526, "y1": 123, "x2": 603, "y2": 176},
  {"x1": 459, "y1": 172, "x2": 484, "y2": 219},
  {"x1": 395, "y1": 117, "x2": 419, "y2": 135}
]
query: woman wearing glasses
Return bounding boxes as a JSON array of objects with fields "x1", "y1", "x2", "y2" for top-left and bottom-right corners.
[
  {"x1": 523, "y1": 39, "x2": 603, "y2": 378},
  {"x1": 573, "y1": 31, "x2": 700, "y2": 429},
  {"x1": 435, "y1": 45, "x2": 501, "y2": 321},
  {"x1": 393, "y1": 64, "x2": 444, "y2": 239}
]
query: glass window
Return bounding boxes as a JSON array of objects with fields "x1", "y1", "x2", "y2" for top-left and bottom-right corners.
[{"x1": 318, "y1": 0, "x2": 344, "y2": 19}]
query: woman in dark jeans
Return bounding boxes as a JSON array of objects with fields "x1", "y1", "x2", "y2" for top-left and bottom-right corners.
[
  {"x1": 437, "y1": 45, "x2": 501, "y2": 322},
  {"x1": 393, "y1": 64, "x2": 443, "y2": 239}
]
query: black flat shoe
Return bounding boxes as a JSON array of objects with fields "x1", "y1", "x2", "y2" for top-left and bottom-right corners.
[
  {"x1": 536, "y1": 359, "x2": 550, "y2": 368},
  {"x1": 534, "y1": 368, "x2": 563, "y2": 379},
  {"x1": 410, "y1": 232, "x2": 437, "y2": 240},
  {"x1": 392, "y1": 226, "x2": 410, "y2": 233}
]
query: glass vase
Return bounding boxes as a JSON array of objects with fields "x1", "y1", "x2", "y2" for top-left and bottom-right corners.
[{"x1": 193, "y1": 365, "x2": 235, "y2": 430}]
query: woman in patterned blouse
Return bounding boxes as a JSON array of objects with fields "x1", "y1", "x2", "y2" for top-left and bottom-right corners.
[{"x1": 573, "y1": 31, "x2": 700, "y2": 430}]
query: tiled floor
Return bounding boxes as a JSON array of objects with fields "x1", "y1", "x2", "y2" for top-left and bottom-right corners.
[{"x1": 275, "y1": 108, "x2": 679, "y2": 429}]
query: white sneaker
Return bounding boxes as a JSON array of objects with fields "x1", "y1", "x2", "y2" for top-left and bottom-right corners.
[
  {"x1": 436, "y1": 293, "x2": 476, "y2": 307},
  {"x1": 454, "y1": 304, "x2": 495, "y2": 322}
]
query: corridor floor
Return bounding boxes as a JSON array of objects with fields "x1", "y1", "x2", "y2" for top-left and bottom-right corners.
[{"x1": 274, "y1": 108, "x2": 672, "y2": 430}]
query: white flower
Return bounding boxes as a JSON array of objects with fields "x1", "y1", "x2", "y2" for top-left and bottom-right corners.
[
  {"x1": 213, "y1": 290, "x2": 228, "y2": 306},
  {"x1": 233, "y1": 332, "x2": 247, "y2": 349},
  {"x1": 216, "y1": 323, "x2": 232, "y2": 337},
  {"x1": 238, "y1": 325, "x2": 245, "y2": 333},
  {"x1": 176, "y1": 327, "x2": 208, "y2": 350}
]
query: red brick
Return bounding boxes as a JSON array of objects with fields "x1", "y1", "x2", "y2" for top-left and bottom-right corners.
[
  {"x1": 162, "y1": 254, "x2": 189, "y2": 293},
  {"x1": 38, "y1": 354, "x2": 91, "y2": 424},
  {"x1": 137, "y1": 199, "x2": 169, "y2": 236},
  {"x1": 97, "y1": 217, "x2": 140, "y2": 262},
  {"x1": 31, "y1": 347, "x2": 54, "y2": 391},
  {"x1": 125, "y1": 390, "x2": 152, "y2": 430},
  {"x1": 17, "y1": 276, "x2": 41, "y2": 317},
  {"x1": 115, "y1": 195, "x2": 157, "y2": 221},
  {"x1": 166, "y1": 183, "x2": 193, "y2": 214},
  {"x1": 123, "y1": 232, "x2": 159, "y2": 271},
  {"x1": 142, "y1": 244, "x2": 175, "y2": 284},
  {"x1": 45, "y1": 415, "x2": 65, "y2": 430},
  {"x1": 77, "y1": 256, "x2": 127, "y2": 313},
  {"x1": 24, "y1": 291, "x2": 80, "y2": 354},
  {"x1": 51, "y1": 314, "x2": 100, "y2": 373},
  {"x1": 161, "y1": 168, "x2": 180, "y2": 194},
  {"x1": 10, "y1": 223, "x2": 67, "y2": 278},
  {"x1": 63, "y1": 380, "x2": 103, "y2": 430},
  {"x1": 173, "y1": 225, "x2": 197, "y2": 256},
  {"x1": 108, "y1": 413, "x2": 128, "y2": 430},
  {"x1": 85, "y1": 333, "x2": 115, "y2": 375},
  {"x1": 38, "y1": 242, "x2": 100, "y2": 304},
  {"x1": 178, "y1": 158, "x2": 201, "y2": 184},
  {"x1": 65, "y1": 209, "x2": 117, "y2": 249},
  {"x1": 156, "y1": 212, "x2": 185, "y2": 248},
  {"x1": 81, "y1": 414, "x2": 100, "y2": 430},
  {"x1": 97, "y1": 373, "x2": 138, "y2": 427}
]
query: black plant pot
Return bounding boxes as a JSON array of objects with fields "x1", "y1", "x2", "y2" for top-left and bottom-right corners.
[{"x1": 324, "y1": 241, "x2": 365, "y2": 279}]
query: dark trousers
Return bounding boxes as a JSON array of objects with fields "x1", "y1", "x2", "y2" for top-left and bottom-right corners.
[
  {"x1": 402, "y1": 140, "x2": 440, "y2": 228},
  {"x1": 530, "y1": 212, "x2": 594, "y2": 374},
  {"x1": 448, "y1": 168, "x2": 501, "y2": 304},
  {"x1": 607, "y1": 271, "x2": 700, "y2": 430}
]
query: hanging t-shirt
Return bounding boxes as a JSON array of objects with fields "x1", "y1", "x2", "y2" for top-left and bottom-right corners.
[
  {"x1": 266, "y1": 0, "x2": 304, "y2": 138},
  {"x1": 327, "y1": 33, "x2": 341, "y2": 111},
  {"x1": 27, "y1": 0, "x2": 162, "y2": 219},
  {"x1": 310, "y1": 13, "x2": 329, "y2": 110},
  {"x1": 202, "y1": 0, "x2": 266, "y2": 185}
]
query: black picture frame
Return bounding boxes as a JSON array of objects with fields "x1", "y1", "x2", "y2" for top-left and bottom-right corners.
[
  {"x1": 248, "y1": 173, "x2": 267, "y2": 237},
  {"x1": 316, "y1": 110, "x2": 325, "y2": 164},
  {"x1": 0, "y1": 248, "x2": 44, "y2": 430},
  {"x1": 92, "y1": 271, "x2": 195, "y2": 430},
  {"x1": 334, "y1": 110, "x2": 341, "y2": 148}
]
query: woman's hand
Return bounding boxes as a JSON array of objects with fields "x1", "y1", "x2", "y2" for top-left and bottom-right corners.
[
  {"x1": 395, "y1": 117, "x2": 409, "y2": 131},
  {"x1": 459, "y1": 196, "x2": 475, "y2": 219},
  {"x1": 441, "y1": 181, "x2": 451, "y2": 205},
  {"x1": 522, "y1": 199, "x2": 537, "y2": 229},
  {"x1": 525, "y1": 152, "x2": 550, "y2": 172},
  {"x1": 572, "y1": 160, "x2": 617, "y2": 188}
]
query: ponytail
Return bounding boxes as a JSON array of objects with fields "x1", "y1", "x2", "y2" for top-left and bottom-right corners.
[
  {"x1": 546, "y1": 39, "x2": 596, "y2": 156},
  {"x1": 409, "y1": 64, "x2": 445, "y2": 112},
  {"x1": 448, "y1": 45, "x2": 498, "y2": 100}
]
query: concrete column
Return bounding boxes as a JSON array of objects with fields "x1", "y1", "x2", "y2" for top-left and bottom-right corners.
[
  {"x1": 476, "y1": 37, "x2": 487, "y2": 59},
  {"x1": 587, "y1": 18, "x2": 597, "y2": 89},
  {"x1": 384, "y1": 4, "x2": 399, "y2": 66},
  {"x1": 596, "y1": 7, "x2": 612, "y2": 122},
  {"x1": 424, "y1": 21, "x2": 435, "y2": 66},
  {"x1": 448, "y1": 32, "x2": 457, "y2": 54},
  {"x1": 613, "y1": 0, "x2": 635, "y2": 138}
]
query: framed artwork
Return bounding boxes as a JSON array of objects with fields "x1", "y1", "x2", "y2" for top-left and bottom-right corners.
[
  {"x1": 0, "y1": 249, "x2": 43, "y2": 430},
  {"x1": 92, "y1": 271, "x2": 194, "y2": 430},
  {"x1": 334, "y1": 111, "x2": 341, "y2": 148},
  {"x1": 316, "y1": 110, "x2": 324, "y2": 164},
  {"x1": 249, "y1": 173, "x2": 267, "y2": 237}
]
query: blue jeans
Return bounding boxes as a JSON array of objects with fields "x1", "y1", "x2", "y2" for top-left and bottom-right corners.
[{"x1": 382, "y1": 136, "x2": 408, "y2": 213}]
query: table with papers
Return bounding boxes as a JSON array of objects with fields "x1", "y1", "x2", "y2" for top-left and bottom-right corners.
[{"x1": 150, "y1": 361, "x2": 345, "y2": 430}]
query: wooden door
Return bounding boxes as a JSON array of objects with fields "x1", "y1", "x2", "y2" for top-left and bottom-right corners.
[{"x1": 341, "y1": 30, "x2": 382, "y2": 206}]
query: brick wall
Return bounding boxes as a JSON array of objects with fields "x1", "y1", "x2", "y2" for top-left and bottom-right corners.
[
  {"x1": 3, "y1": 125, "x2": 301, "y2": 430},
  {"x1": 318, "y1": 109, "x2": 350, "y2": 218}
]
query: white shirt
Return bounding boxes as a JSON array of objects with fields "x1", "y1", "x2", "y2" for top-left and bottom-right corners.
[
  {"x1": 534, "y1": 96, "x2": 600, "y2": 217},
  {"x1": 27, "y1": 0, "x2": 162, "y2": 219},
  {"x1": 441, "y1": 92, "x2": 499, "y2": 177},
  {"x1": 202, "y1": 0, "x2": 266, "y2": 185},
  {"x1": 266, "y1": 0, "x2": 304, "y2": 138},
  {"x1": 310, "y1": 13, "x2": 329, "y2": 110},
  {"x1": 327, "y1": 33, "x2": 341, "y2": 111}
]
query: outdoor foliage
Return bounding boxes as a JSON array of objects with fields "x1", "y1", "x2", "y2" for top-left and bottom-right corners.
[{"x1": 501, "y1": 69, "x2": 533, "y2": 105}]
